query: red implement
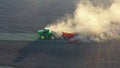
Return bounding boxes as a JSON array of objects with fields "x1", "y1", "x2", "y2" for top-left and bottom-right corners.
[
  {"x1": 62, "y1": 32, "x2": 80, "y2": 44},
  {"x1": 62, "y1": 32, "x2": 75, "y2": 39}
]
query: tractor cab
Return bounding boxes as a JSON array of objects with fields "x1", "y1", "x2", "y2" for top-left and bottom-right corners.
[{"x1": 37, "y1": 28, "x2": 56, "y2": 40}]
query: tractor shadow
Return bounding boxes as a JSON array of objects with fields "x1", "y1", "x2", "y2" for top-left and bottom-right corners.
[{"x1": 12, "y1": 38, "x2": 91, "y2": 64}]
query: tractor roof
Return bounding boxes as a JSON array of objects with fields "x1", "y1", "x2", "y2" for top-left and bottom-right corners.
[{"x1": 44, "y1": 27, "x2": 50, "y2": 30}]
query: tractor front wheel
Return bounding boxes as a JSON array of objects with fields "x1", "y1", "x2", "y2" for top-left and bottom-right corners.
[
  {"x1": 50, "y1": 35, "x2": 56, "y2": 40},
  {"x1": 40, "y1": 35, "x2": 45, "y2": 40}
]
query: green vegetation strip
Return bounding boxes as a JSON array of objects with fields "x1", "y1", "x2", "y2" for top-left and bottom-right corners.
[
  {"x1": 0, "y1": 66, "x2": 15, "y2": 68},
  {"x1": 0, "y1": 33, "x2": 65, "y2": 43},
  {"x1": 0, "y1": 33, "x2": 39, "y2": 41}
]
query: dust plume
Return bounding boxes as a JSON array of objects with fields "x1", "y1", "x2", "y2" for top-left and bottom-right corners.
[{"x1": 47, "y1": 0, "x2": 120, "y2": 42}]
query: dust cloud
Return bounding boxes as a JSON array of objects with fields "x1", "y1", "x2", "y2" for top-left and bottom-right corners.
[{"x1": 47, "y1": 0, "x2": 120, "y2": 42}]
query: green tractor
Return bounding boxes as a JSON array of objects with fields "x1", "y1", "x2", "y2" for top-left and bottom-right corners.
[{"x1": 37, "y1": 28, "x2": 56, "y2": 40}]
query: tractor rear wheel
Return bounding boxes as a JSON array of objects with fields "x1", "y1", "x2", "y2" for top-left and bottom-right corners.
[{"x1": 50, "y1": 35, "x2": 56, "y2": 40}]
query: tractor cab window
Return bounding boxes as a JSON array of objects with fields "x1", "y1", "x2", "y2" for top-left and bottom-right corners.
[
  {"x1": 44, "y1": 29, "x2": 50, "y2": 33},
  {"x1": 44, "y1": 28, "x2": 50, "y2": 33}
]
